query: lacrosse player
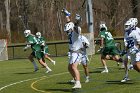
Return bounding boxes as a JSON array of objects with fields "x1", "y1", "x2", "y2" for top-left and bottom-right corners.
[
  {"x1": 62, "y1": 8, "x2": 83, "y2": 88},
  {"x1": 70, "y1": 35, "x2": 90, "y2": 83},
  {"x1": 36, "y1": 32, "x2": 55, "y2": 65},
  {"x1": 79, "y1": 35, "x2": 90, "y2": 83},
  {"x1": 98, "y1": 23, "x2": 123, "y2": 73},
  {"x1": 121, "y1": 18, "x2": 140, "y2": 82},
  {"x1": 24, "y1": 30, "x2": 52, "y2": 73}
]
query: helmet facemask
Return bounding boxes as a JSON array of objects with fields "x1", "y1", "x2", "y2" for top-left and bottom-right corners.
[
  {"x1": 64, "y1": 22, "x2": 74, "y2": 35},
  {"x1": 75, "y1": 14, "x2": 82, "y2": 26},
  {"x1": 36, "y1": 32, "x2": 41, "y2": 38},
  {"x1": 124, "y1": 20, "x2": 134, "y2": 31},
  {"x1": 24, "y1": 30, "x2": 31, "y2": 37},
  {"x1": 99, "y1": 23, "x2": 107, "y2": 31}
]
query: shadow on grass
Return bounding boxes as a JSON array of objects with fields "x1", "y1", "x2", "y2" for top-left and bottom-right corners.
[
  {"x1": 57, "y1": 81, "x2": 74, "y2": 85},
  {"x1": 46, "y1": 88, "x2": 83, "y2": 93},
  {"x1": 89, "y1": 71, "x2": 101, "y2": 73},
  {"x1": 13, "y1": 72, "x2": 36, "y2": 74},
  {"x1": 106, "y1": 80, "x2": 134, "y2": 84}
]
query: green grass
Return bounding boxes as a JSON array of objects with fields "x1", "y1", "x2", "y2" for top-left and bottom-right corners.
[{"x1": 0, "y1": 55, "x2": 140, "y2": 93}]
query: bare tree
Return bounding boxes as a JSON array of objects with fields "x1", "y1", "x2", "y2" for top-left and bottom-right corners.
[{"x1": 0, "y1": 11, "x2": 3, "y2": 32}]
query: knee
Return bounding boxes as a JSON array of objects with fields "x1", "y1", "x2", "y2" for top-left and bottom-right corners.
[
  {"x1": 71, "y1": 65, "x2": 77, "y2": 71},
  {"x1": 45, "y1": 54, "x2": 49, "y2": 58},
  {"x1": 133, "y1": 65, "x2": 140, "y2": 72},
  {"x1": 116, "y1": 58, "x2": 123, "y2": 63},
  {"x1": 68, "y1": 65, "x2": 72, "y2": 70}
]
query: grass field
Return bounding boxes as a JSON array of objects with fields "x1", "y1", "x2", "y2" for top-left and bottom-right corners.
[{"x1": 0, "y1": 54, "x2": 140, "y2": 93}]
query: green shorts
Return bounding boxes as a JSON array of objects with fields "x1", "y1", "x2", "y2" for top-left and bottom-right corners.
[
  {"x1": 35, "y1": 51, "x2": 44, "y2": 60},
  {"x1": 102, "y1": 46, "x2": 119, "y2": 56}
]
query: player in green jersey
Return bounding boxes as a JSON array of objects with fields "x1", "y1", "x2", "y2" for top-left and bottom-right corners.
[
  {"x1": 36, "y1": 32, "x2": 55, "y2": 65},
  {"x1": 24, "y1": 30, "x2": 52, "y2": 73},
  {"x1": 98, "y1": 23, "x2": 123, "y2": 73}
]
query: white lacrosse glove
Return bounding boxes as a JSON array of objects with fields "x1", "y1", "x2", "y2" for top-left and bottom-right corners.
[
  {"x1": 61, "y1": 8, "x2": 71, "y2": 16},
  {"x1": 97, "y1": 47, "x2": 103, "y2": 53},
  {"x1": 68, "y1": 52, "x2": 71, "y2": 59},
  {"x1": 23, "y1": 44, "x2": 31, "y2": 51}
]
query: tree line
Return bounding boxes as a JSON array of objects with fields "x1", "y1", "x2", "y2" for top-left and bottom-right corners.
[{"x1": 0, "y1": 0, "x2": 139, "y2": 43}]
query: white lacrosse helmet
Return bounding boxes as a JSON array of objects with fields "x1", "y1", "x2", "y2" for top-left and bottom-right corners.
[
  {"x1": 100, "y1": 23, "x2": 107, "y2": 31},
  {"x1": 36, "y1": 32, "x2": 41, "y2": 38},
  {"x1": 24, "y1": 30, "x2": 31, "y2": 37},
  {"x1": 124, "y1": 20, "x2": 134, "y2": 31},
  {"x1": 64, "y1": 22, "x2": 74, "y2": 32},
  {"x1": 129, "y1": 18, "x2": 138, "y2": 27},
  {"x1": 75, "y1": 14, "x2": 82, "y2": 21}
]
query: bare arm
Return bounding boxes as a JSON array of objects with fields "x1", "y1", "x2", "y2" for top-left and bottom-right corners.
[
  {"x1": 66, "y1": 16, "x2": 71, "y2": 23},
  {"x1": 100, "y1": 37, "x2": 104, "y2": 48}
]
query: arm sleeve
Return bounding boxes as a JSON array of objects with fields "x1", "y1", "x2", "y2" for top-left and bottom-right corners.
[
  {"x1": 135, "y1": 31, "x2": 140, "y2": 44},
  {"x1": 124, "y1": 33, "x2": 128, "y2": 47},
  {"x1": 99, "y1": 31, "x2": 105, "y2": 38}
]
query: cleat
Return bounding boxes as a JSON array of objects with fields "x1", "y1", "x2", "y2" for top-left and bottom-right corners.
[
  {"x1": 85, "y1": 79, "x2": 89, "y2": 83},
  {"x1": 72, "y1": 84, "x2": 81, "y2": 89},
  {"x1": 117, "y1": 62, "x2": 120, "y2": 66},
  {"x1": 34, "y1": 68, "x2": 39, "y2": 72},
  {"x1": 52, "y1": 61, "x2": 56, "y2": 65},
  {"x1": 68, "y1": 79, "x2": 75, "y2": 83},
  {"x1": 85, "y1": 76, "x2": 89, "y2": 83},
  {"x1": 101, "y1": 69, "x2": 108, "y2": 73},
  {"x1": 46, "y1": 69, "x2": 52, "y2": 73},
  {"x1": 128, "y1": 64, "x2": 133, "y2": 70},
  {"x1": 121, "y1": 77, "x2": 130, "y2": 83}
]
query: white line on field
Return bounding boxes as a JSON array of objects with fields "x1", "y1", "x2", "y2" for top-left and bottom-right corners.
[{"x1": 0, "y1": 71, "x2": 70, "y2": 92}]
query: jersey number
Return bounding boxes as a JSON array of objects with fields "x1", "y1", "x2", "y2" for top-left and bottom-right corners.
[
  {"x1": 106, "y1": 32, "x2": 113, "y2": 40},
  {"x1": 127, "y1": 39, "x2": 134, "y2": 48}
]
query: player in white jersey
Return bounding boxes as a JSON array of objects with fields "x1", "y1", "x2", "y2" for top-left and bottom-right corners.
[
  {"x1": 62, "y1": 8, "x2": 83, "y2": 88},
  {"x1": 121, "y1": 18, "x2": 140, "y2": 82},
  {"x1": 79, "y1": 35, "x2": 90, "y2": 83}
]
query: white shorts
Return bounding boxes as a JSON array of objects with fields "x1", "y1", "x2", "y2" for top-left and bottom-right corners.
[
  {"x1": 81, "y1": 55, "x2": 89, "y2": 65},
  {"x1": 69, "y1": 52, "x2": 82, "y2": 64},
  {"x1": 124, "y1": 51, "x2": 140, "y2": 64}
]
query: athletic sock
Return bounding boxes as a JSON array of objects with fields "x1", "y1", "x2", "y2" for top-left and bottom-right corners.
[
  {"x1": 86, "y1": 76, "x2": 89, "y2": 79},
  {"x1": 76, "y1": 81, "x2": 81, "y2": 85},
  {"x1": 32, "y1": 61, "x2": 38, "y2": 69},
  {"x1": 46, "y1": 66, "x2": 51, "y2": 71},
  {"x1": 105, "y1": 66, "x2": 108, "y2": 70},
  {"x1": 125, "y1": 70, "x2": 128, "y2": 78}
]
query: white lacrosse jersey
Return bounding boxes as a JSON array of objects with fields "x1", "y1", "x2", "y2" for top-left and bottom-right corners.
[
  {"x1": 79, "y1": 35, "x2": 90, "y2": 47},
  {"x1": 79, "y1": 35, "x2": 90, "y2": 64},
  {"x1": 124, "y1": 27, "x2": 140, "y2": 63},
  {"x1": 79, "y1": 35, "x2": 90, "y2": 55},
  {"x1": 124, "y1": 27, "x2": 140, "y2": 49},
  {"x1": 68, "y1": 26, "x2": 83, "y2": 51},
  {"x1": 68, "y1": 26, "x2": 83, "y2": 64}
]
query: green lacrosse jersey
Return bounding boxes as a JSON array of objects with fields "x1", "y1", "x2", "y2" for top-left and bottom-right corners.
[
  {"x1": 37, "y1": 37, "x2": 45, "y2": 45},
  {"x1": 26, "y1": 34, "x2": 41, "y2": 51},
  {"x1": 36, "y1": 36, "x2": 49, "y2": 54},
  {"x1": 99, "y1": 29, "x2": 115, "y2": 47}
]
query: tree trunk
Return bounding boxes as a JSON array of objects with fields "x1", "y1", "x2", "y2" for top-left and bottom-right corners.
[
  {"x1": 41, "y1": 3, "x2": 45, "y2": 35},
  {"x1": 0, "y1": 11, "x2": 3, "y2": 32}
]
